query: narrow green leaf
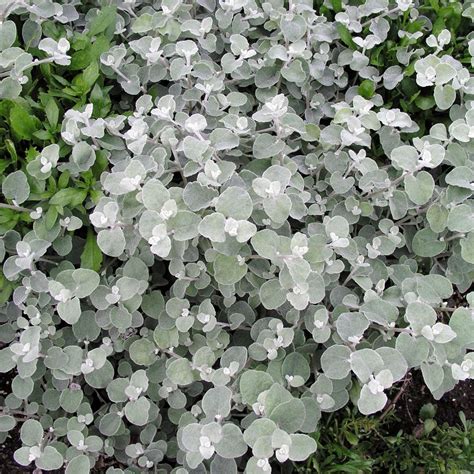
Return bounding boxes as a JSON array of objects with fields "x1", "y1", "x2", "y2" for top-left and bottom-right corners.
[
  {"x1": 45, "y1": 97, "x2": 59, "y2": 129},
  {"x1": 358, "y1": 80, "x2": 375, "y2": 99},
  {"x1": 88, "y1": 6, "x2": 117, "y2": 37},
  {"x1": 49, "y1": 188, "x2": 87, "y2": 208},
  {"x1": 81, "y1": 229, "x2": 103, "y2": 272},
  {"x1": 45, "y1": 206, "x2": 58, "y2": 230},
  {"x1": 336, "y1": 24, "x2": 356, "y2": 50},
  {"x1": 9, "y1": 104, "x2": 39, "y2": 140}
]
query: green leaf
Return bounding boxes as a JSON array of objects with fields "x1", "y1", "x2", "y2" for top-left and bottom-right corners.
[
  {"x1": 80, "y1": 229, "x2": 103, "y2": 272},
  {"x1": 421, "y1": 362, "x2": 444, "y2": 393},
  {"x1": 88, "y1": 6, "x2": 117, "y2": 37},
  {"x1": 358, "y1": 79, "x2": 375, "y2": 99},
  {"x1": 59, "y1": 388, "x2": 83, "y2": 413},
  {"x1": 73, "y1": 268, "x2": 100, "y2": 297},
  {"x1": 405, "y1": 301, "x2": 437, "y2": 332},
  {"x1": 167, "y1": 211, "x2": 201, "y2": 241},
  {"x1": 44, "y1": 96, "x2": 59, "y2": 129},
  {"x1": 264, "y1": 194, "x2": 292, "y2": 223},
  {"x1": 268, "y1": 398, "x2": 305, "y2": 433},
  {"x1": 415, "y1": 95, "x2": 436, "y2": 111},
  {"x1": 36, "y1": 446, "x2": 63, "y2": 471},
  {"x1": 282, "y1": 352, "x2": 310, "y2": 385},
  {"x1": 65, "y1": 455, "x2": 90, "y2": 474},
  {"x1": 358, "y1": 384, "x2": 387, "y2": 415},
  {"x1": 167, "y1": 358, "x2": 195, "y2": 386},
  {"x1": 209, "y1": 128, "x2": 239, "y2": 150},
  {"x1": 58, "y1": 297, "x2": 81, "y2": 325},
  {"x1": 72, "y1": 61, "x2": 100, "y2": 95},
  {"x1": 9, "y1": 104, "x2": 39, "y2": 140},
  {"x1": 58, "y1": 171, "x2": 70, "y2": 189},
  {"x1": 2, "y1": 170, "x2": 30, "y2": 204},
  {"x1": 50, "y1": 188, "x2": 88, "y2": 208},
  {"x1": 129, "y1": 338, "x2": 156, "y2": 366},
  {"x1": 99, "y1": 413, "x2": 121, "y2": 436},
  {"x1": 253, "y1": 133, "x2": 285, "y2": 159},
  {"x1": 243, "y1": 418, "x2": 277, "y2": 448},
  {"x1": 110, "y1": 306, "x2": 132, "y2": 330},
  {"x1": 288, "y1": 434, "x2": 317, "y2": 461},
  {"x1": 337, "y1": 24, "x2": 356, "y2": 49},
  {"x1": 260, "y1": 279, "x2": 286, "y2": 309},
  {"x1": 434, "y1": 84, "x2": 456, "y2": 110},
  {"x1": 447, "y1": 204, "x2": 474, "y2": 233},
  {"x1": 202, "y1": 386, "x2": 232, "y2": 419},
  {"x1": 215, "y1": 424, "x2": 247, "y2": 459},
  {"x1": 330, "y1": 0, "x2": 343, "y2": 13},
  {"x1": 124, "y1": 397, "x2": 150, "y2": 426},
  {"x1": 0, "y1": 415, "x2": 16, "y2": 432},
  {"x1": 214, "y1": 254, "x2": 248, "y2": 286},
  {"x1": 20, "y1": 419, "x2": 43, "y2": 446},
  {"x1": 12, "y1": 375, "x2": 33, "y2": 399},
  {"x1": 240, "y1": 370, "x2": 273, "y2": 405},
  {"x1": 70, "y1": 35, "x2": 110, "y2": 70},
  {"x1": 0, "y1": 21, "x2": 16, "y2": 51},
  {"x1": 426, "y1": 204, "x2": 448, "y2": 233},
  {"x1": 216, "y1": 186, "x2": 253, "y2": 220},
  {"x1": 45, "y1": 206, "x2": 58, "y2": 230},
  {"x1": 5, "y1": 139, "x2": 17, "y2": 164},
  {"x1": 83, "y1": 61, "x2": 100, "y2": 88},
  {"x1": 397, "y1": 334, "x2": 430, "y2": 367},
  {"x1": 97, "y1": 228, "x2": 126, "y2": 257},
  {"x1": 412, "y1": 228, "x2": 446, "y2": 257},
  {"x1": 449, "y1": 308, "x2": 474, "y2": 347},
  {"x1": 461, "y1": 232, "x2": 474, "y2": 264},
  {"x1": 405, "y1": 171, "x2": 434, "y2": 205},
  {"x1": 321, "y1": 345, "x2": 351, "y2": 380}
]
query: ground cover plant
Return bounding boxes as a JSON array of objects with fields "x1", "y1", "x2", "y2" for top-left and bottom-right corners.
[
  {"x1": 299, "y1": 403, "x2": 474, "y2": 473},
  {"x1": 0, "y1": 0, "x2": 473, "y2": 472}
]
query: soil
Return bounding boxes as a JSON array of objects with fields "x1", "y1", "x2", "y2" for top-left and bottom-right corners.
[
  {"x1": 0, "y1": 428, "x2": 34, "y2": 473},
  {"x1": 390, "y1": 370, "x2": 474, "y2": 434}
]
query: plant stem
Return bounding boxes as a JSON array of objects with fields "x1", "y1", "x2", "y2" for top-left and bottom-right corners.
[
  {"x1": 379, "y1": 372, "x2": 411, "y2": 421},
  {"x1": 361, "y1": 7, "x2": 401, "y2": 28},
  {"x1": 0, "y1": 203, "x2": 31, "y2": 213}
]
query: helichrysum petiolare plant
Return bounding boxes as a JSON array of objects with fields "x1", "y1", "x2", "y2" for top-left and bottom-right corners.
[{"x1": 0, "y1": 0, "x2": 473, "y2": 472}]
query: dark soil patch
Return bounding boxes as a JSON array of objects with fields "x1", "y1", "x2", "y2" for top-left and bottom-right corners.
[
  {"x1": 386, "y1": 290, "x2": 474, "y2": 434},
  {"x1": 0, "y1": 428, "x2": 35, "y2": 473},
  {"x1": 390, "y1": 370, "x2": 474, "y2": 434}
]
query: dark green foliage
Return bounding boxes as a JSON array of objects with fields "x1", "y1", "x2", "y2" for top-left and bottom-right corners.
[{"x1": 299, "y1": 408, "x2": 474, "y2": 474}]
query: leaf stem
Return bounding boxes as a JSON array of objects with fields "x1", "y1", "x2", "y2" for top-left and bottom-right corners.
[
  {"x1": 0, "y1": 203, "x2": 31, "y2": 213},
  {"x1": 361, "y1": 7, "x2": 401, "y2": 28}
]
